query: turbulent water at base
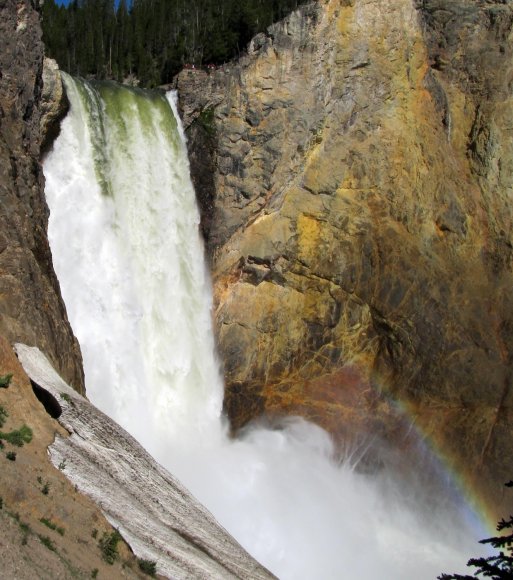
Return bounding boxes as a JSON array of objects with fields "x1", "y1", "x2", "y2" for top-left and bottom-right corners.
[{"x1": 44, "y1": 75, "x2": 485, "y2": 580}]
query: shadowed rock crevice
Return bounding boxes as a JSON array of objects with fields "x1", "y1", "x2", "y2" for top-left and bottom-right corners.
[{"x1": 30, "y1": 379, "x2": 62, "y2": 419}]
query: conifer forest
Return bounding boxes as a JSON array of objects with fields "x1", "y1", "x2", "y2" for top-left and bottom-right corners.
[{"x1": 42, "y1": 0, "x2": 309, "y2": 87}]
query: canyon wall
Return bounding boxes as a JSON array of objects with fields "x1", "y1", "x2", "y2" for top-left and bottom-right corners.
[
  {"x1": 176, "y1": 0, "x2": 513, "y2": 517},
  {"x1": 0, "y1": 0, "x2": 83, "y2": 392}
]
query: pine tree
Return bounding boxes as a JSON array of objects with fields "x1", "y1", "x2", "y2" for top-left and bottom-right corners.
[
  {"x1": 42, "y1": 0, "x2": 313, "y2": 86},
  {"x1": 439, "y1": 482, "x2": 513, "y2": 580}
]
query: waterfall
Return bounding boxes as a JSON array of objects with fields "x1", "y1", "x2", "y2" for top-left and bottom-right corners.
[
  {"x1": 44, "y1": 76, "x2": 225, "y2": 450},
  {"x1": 44, "y1": 75, "x2": 484, "y2": 580}
]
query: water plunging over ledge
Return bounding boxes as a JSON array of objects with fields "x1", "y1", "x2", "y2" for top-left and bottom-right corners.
[{"x1": 43, "y1": 75, "x2": 485, "y2": 579}]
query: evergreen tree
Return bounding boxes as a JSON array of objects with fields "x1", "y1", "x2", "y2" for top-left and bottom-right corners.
[
  {"x1": 439, "y1": 482, "x2": 513, "y2": 580},
  {"x1": 42, "y1": 0, "x2": 313, "y2": 87}
]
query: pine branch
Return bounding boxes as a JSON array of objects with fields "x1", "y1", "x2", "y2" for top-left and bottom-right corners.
[
  {"x1": 467, "y1": 555, "x2": 513, "y2": 578},
  {"x1": 497, "y1": 517, "x2": 513, "y2": 532},
  {"x1": 480, "y1": 534, "x2": 513, "y2": 549}
]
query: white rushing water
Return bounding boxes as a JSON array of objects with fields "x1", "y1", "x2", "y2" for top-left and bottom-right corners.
[{"x1": 44, "y1": 75, "x2": 485, "y2": 579}]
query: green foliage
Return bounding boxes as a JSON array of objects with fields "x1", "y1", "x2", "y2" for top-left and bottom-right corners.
[
  {"x1": 0, "y1": 497, "x2": 2, "y2": 510},
  {"x1": 439, "y1": 481, "x2": 513, "y2": 579},
  {"x1": 0, "y1": 405, "x2": 8, "y2": 428},
  {"x1": 138, "y1": 558, "x2": 157, "y2": 576},
  {"x1": 38, "y1": 534, "x2": 57, "y2": 552},
  {"x1": 18, "y1": 520, "x2": 32, "y2": 545},
  {"x1": 196, "y1": 107, "x2": 216, "y2": 137},
  {"x1": 91, "y1": 528, "x2": 98, "y2": 539},
  {"x1": 91, "y1": 569, "x2": 99, "y2": 579},
  {"x1": 6, "y1": 451, "x2": 16, "y2": 461},
  {"x1": 40, "y1": 517, "x2": 65, "y2": 536},
  {"x1": 60, "y1": 393, "x2": 72, "y2": 403},
  {"x1": 99, "y1": 529, "x2": 122, "y2": 564},
  {"x1": 58, "y1": 459, "x2": 67, "y2": 471},
  {"x1": 0, "y1": 424, "x2": 33, "y2": 447},
  {"x1": 0, "y1": 373, "x2": 13, "y2": 388},
  {"x1": 42, "y1": 0, "x2": 310, "y2": 87},
  {"x1": 20, "y1": 522, "x2": 31, "y2": 535},
  {"x1": 38, "y1": 476, "x2": 51, "y2": 495}
]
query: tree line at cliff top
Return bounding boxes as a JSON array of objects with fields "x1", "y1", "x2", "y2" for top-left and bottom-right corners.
[{"x1": 42, "y1": 0, "x2": 309, "y2": 87}]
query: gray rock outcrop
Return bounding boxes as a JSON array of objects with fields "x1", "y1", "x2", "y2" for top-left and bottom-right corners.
[{"x1": 40, "y1": 57, "x2": 69, "y2": 154}]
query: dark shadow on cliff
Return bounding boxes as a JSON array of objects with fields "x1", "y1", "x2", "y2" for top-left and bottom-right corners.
[{"x1": 30, "y1": 379, "x2": 62, "y2": 419}]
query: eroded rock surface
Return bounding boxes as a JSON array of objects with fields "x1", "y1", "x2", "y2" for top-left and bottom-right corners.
[
  {"x1": 0, "y1": 0, "x2": 83, "y2": 392},
  {"x1": 15, "y1": 343, "x2": 275, "y2": 580},
  {"x1": 176, "y1": 0, "x2": 513, "y2": 518}
]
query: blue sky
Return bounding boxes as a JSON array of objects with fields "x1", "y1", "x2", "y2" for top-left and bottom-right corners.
[{"x1": 56, "y1": 0, "x2": 125, "y2": 5}]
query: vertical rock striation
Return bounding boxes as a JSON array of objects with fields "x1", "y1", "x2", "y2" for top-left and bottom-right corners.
[
  {"x1": 0, "y1": 0, "x2": 83, "y2": 392},
  {"x1": 176, "y1": 0, "x2": 513, "y2": 517}
]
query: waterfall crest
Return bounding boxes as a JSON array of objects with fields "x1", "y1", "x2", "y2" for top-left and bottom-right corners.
[{"x1": 44, "y1": 75, "x2": 484, "y2": 580}]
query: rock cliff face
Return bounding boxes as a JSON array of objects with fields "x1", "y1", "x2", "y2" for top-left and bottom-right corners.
[
  {"x1": 176, "y1": 0, "x2": 513, "y2": 517},
  {"x1": 0, "y1": 0, "x2": 83, "y2": 392}
]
